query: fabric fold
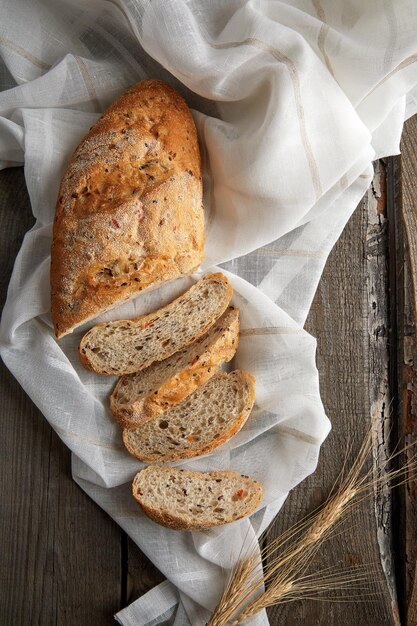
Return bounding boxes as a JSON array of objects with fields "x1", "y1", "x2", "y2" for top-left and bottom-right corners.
[{"x1": 1, "y1": 1, "x2": 417, "y2": 623}]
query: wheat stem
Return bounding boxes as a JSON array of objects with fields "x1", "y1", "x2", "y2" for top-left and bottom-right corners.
[{"x1": 206, "y1": 417, "x2": 416, "y2": 626}]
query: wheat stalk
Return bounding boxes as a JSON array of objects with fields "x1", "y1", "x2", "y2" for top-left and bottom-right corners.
[{"x1": 207, "y1": 420, "x2": 417, "y2": 626}]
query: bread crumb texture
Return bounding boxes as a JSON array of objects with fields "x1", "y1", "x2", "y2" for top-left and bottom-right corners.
[
  {"x1": 133, "y1": 465, "x2": 263, "y2": 530},
  {"x1": 51, "y1": 79, "x2": 204, "y2": 338},
  {"x1": 110, "y1": 306, "x2": 239, "y2": 428},
  {"x1": 122, "y1": 370, "x2": 256, "y2": 462},
  {"x1": 79, "y1": 273, "x2": 233, "y2": 375}
]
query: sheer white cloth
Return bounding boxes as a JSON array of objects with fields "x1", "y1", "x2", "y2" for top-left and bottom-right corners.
[{"x1": 0, "y1": 1, "x2": 416, "y2": 624}]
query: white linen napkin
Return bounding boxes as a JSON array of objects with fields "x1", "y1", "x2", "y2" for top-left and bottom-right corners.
[{"x1": 1, "y1": 1, "x2": 417, "y2": 623}]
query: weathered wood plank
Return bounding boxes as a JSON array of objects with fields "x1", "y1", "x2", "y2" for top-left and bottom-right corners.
[
  {"x1": 2, "y1": 141, "x2": 413, "y2": 625},
  {"x1": 124, "y1": 538, "x2": 164, "y2": 608},
  {"x1": 397, "y1": 115, "x2": 417, "y2": 626},
  {"x1": 267, "y1": 166, "x2": 396, "y2": 624},
  {"x1": 366, "y1": 160, "x2": 398, "y2": 621},
  {"x1": 0, "y1": 168, "x2": 122, "y2": 626}
]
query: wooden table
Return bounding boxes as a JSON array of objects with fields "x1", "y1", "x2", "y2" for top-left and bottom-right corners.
[{"x1": 1, "y1": 117, "x2": 416, "y2": 626}]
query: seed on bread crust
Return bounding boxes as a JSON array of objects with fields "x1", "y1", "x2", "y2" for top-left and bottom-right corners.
[{"x1": 51, "y1": 79, "x2": 204, "y2": 338}]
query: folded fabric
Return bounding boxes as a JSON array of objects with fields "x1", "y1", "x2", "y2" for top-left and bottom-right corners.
[{"x1": 1, "y1": 1, "x2": 416, "y2": 624}]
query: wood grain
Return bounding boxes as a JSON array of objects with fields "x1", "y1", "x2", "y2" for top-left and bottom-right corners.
[
  {"x1": 0, "y1": 168, "x2": 121, "y2": 626},
  {"x1": 400, "y1": 117, "x2": 417, "y2": 318},
  {"x1": 396, "y1": 115, "x2": 417, "y2": 626},
  {"x1": 2, "y1": 121, "x2": 417, "y2": 624},
  {"x1": 124, "y1": 538, "x2": 164, "y2": 608},
  {"x1": 367, "y1": 160, "x2": 398, "y2": 620},
  {"x1": 267, "y1": 166, "x2": 397, "y2": 624}
]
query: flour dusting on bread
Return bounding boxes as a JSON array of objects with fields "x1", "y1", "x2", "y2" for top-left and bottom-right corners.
[{"x1": 51, "y1": 79, "x2": 204, "y2": 338}]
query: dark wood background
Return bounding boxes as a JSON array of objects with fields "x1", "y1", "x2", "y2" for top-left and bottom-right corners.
[{"x1": 1, "y1": 117, "x2": 416, "y2": 625}]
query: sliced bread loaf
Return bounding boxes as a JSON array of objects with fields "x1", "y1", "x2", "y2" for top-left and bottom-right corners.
[
  {"x1": 110, "y1": 306, "x2": 240, "y2": 428},
  {"x1": 132, "y1": 466, "x2": 263, "y2": 530},
  {"x1": 79, "y1": 272, "x2": 233, "y2": 375},
  {"x1": 122, "y1": 370, "x2": 255, "y2": 462}
]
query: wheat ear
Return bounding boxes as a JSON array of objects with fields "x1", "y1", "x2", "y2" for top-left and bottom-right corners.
[{"x1": 207, "y1": 419, "x2": 417, "y2": 626}]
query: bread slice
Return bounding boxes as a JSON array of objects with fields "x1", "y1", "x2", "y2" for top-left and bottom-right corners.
[
  {"x1": 132, "y1": 466, "x2": 263, "y2": 530},
  {"x1": 51, "y1": 79, "x2": 204, "y2": 338},
  {"x1": 122, "y1": 370, "x2": 255, "y2": 462},
  {"x1": 110, "y1": 306, "x2": 239, "y2": 428},
  {"x1": 79, "y1": 273, "x2": 233, "y2": 375}
]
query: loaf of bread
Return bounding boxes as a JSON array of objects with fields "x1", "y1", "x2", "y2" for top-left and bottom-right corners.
[
  {"x1": 110, "y1": 306, "x2": 239, "y2": 428},
  {"x1": 132, "y1": 466, "x2": 263, "y2": 530},
  {"x1": 122, "y1": 370, "x2": 255, "y2": 462},
  {"x1": 51, "y1": 79, "x2": 204, "y2": 338},
  {"x1": 79, "y1": 273, "x2": 233, "y2": 375}
]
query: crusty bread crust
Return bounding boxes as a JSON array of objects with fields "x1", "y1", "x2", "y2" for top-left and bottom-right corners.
[
  {"x1": 110, "y1": 306, "x2": 240, "y2": 428},
  {"x1": 122, "y1": 370, "x2": 256, "y2": 462},
  {"x1": 132, "y1": 467, "x2": 263, "y2": 530},
  {"x1": 51, "y1": 79, "x2": 204, "y2": 338}
]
